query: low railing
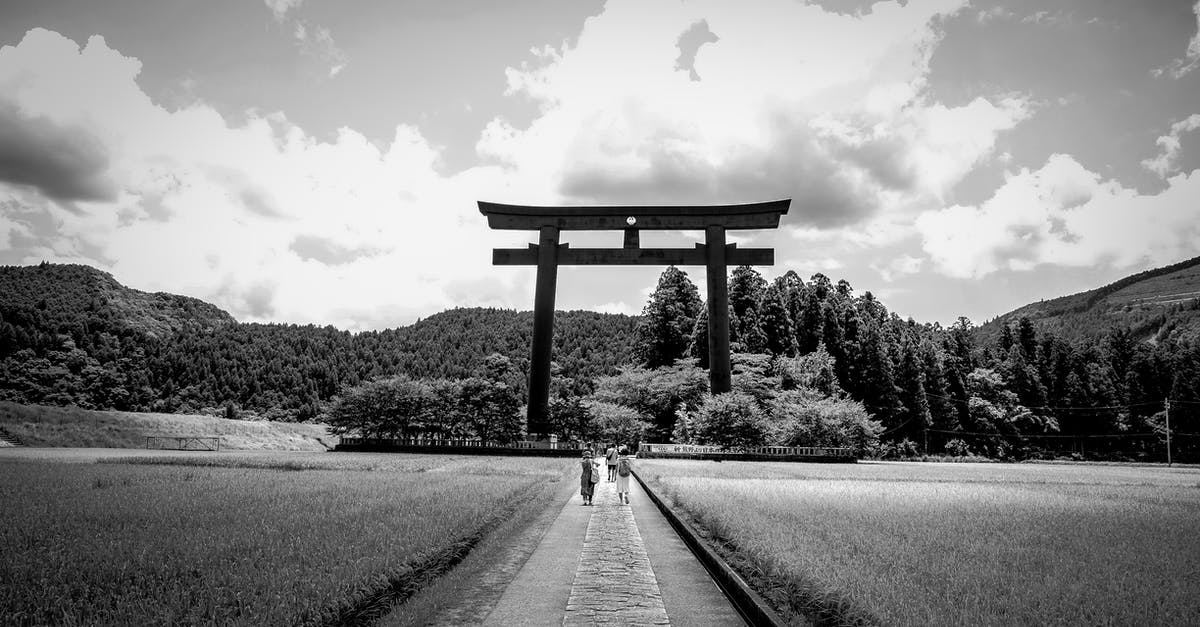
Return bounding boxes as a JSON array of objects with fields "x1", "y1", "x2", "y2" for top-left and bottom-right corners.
[
  {"x1": 639, "y1": 442, "x2": 853, "y2": 457},
  {"x1": 338, "y1": 437, "x2": 580, "y2": 450}
]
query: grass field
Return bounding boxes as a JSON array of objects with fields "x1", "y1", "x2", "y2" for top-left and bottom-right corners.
[
  {"x1": 637, "y1": 459, "x2": 1200, "y2": 626},
  {"x1": 0, "y1": 401, "x2": 334, "y2": 450},
  {"x1": 0, "y1": 451, "x2": 572, "y2": 625}
]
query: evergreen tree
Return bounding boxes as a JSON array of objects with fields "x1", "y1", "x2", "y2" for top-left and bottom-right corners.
[
  {"x1": 947, "y1": 317, "x2": 975, "y2": 370},
  {"x1": 858, "y1": 320, "x2": 904, "y2": 430},
  {"x1": 810, "y1": 273, "x2": 832, "y2": 301},
  {"x1": 1003, "y1": 345, "x2": 1047, "y2": 410},
  {"x1": 1015, "y1": 317, "x2": 1037, "y2": 357},
  {"x1": 919, "y1": 338, "x2": 958, "y2": 432},
  {"x1": 729, "y1": 266, "x2": 768, "y2": 321},
  {"x1": 795, "y1": 284, "x2": 823, "y2": 355},
  {"x1": 689, "y1": 307, "x2": 710, "y2": 368},
  {"x1": 998, "y1": 323, "x2": 1015, "y2": 354},
  {"x1": 820, "y1": 301, "x2": 854, "y2": 394},
  {"x1": 738, "y1": 307, "x2": 769, "y2": 354},
  {"x1": 896, "y1": 338, "x2": 932, "y2": 441},
  {"x1": 632, "y1": 266, "x2": 703, "y2": 368},
  {"x1": 774, "y1": 271, "x2": 805, "y2": 331},
  {"x1": 760, "y1": 284, "x2": 798, "y2": 356}
]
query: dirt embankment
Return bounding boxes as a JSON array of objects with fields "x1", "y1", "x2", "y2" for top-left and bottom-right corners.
[{"x1": 0, "y1": 402, "x2": 335, "y2": 451}]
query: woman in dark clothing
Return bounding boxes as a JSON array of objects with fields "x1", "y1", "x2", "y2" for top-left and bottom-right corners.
[{"x1": 579, "y1": 449, "x2": 600, "y2": 505}]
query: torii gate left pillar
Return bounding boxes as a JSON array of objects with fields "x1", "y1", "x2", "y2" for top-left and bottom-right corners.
[{"x1": 480, "y1": 200, "x2": 790, "y2": 437}]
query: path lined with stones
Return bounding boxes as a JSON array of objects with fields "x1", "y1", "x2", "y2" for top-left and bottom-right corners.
[
  {"x1": 563, "y1": 477, "x2": 670, "y2": 625},
  {"x1": 481, "y1": 459, "x2": 743, "y2": 626}
]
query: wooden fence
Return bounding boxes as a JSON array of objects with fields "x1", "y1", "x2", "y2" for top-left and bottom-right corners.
[
  {"x1": 338, "y1": 437, "x2": 579, "y2": 450},
  {"x1": 638, "y1": 442, "x2": 855, "y2": 462}
]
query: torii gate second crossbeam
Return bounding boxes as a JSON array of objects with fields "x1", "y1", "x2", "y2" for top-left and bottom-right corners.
[{"x1": 479, "y1": 199, "x2": 790, "y2": 437}]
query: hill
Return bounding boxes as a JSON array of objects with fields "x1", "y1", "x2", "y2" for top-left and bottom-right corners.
[
  {"x1": 0, "y1": 263, "x2": 638, "y2": 420},
  {"x1": 977, "y1": 255, "x2": 1200, "y2": 345},
  {"x1": 0, "y1": 263, "x2": 234, "y2": 338}
]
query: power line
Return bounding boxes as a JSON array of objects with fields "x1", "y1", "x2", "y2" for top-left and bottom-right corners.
[
  {"x1": 924, "y1": 392, "x2": 1180, "y2": 412},
  {"x1": 877, "y1": 416, "x2": 915, "y2": 437},
  {"x1": 926, "y1": 428, "x2": 1159, "y2": 440}
]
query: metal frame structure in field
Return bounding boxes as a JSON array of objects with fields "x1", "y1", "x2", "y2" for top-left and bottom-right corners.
[
  {"x1": 145, "y1": 435, "x2": 221, "y2": 451},
  {"x1": 479, "y1": 199, "x2": 790, "y2": 437}
]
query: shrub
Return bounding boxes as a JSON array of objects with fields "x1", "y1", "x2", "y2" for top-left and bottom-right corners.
[
  {"x1": 691, "y1": 392, "x2": 770, "y2": 451},
  {"x1": 546, "y1": 397, "x2": 595, "y2": 443},
  {"x1": 776, "y1": 344, "x2": 842, "y2": 396},
  {"x1": 590, "y1": 362, "x2": 708, "y2": 441},
  {"x1": 944, "y1": 438, "x2": 971, "y2": 457},
  {"x1": 326, "y1": 376, "x2": 438, "y2": 438},
  {"x1": 457, "y1": 377, "x2": 522, "y2": 443},
  {"x1": 582, "y1": 400, "x2": 652, "y2": 447},
  {"x1": 769, "y1": 391, "x2": 882, "y2": 457}
]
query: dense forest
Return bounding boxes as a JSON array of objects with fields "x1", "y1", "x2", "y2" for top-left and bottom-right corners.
[
  {"x1": 2, "y1": 261, "x2": 1198, "y2": 461},
  {"x1": 0, "y1": 264, "x2": 636, "y2": 421},
  {"x1": 636, "y1": 265, "x2": 1200, "y2": 461}
]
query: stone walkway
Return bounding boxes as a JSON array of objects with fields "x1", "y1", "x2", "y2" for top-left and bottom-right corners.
[
  {"x1": 482, "y1": 461, "x2": 744, "y2": 626},
  {"x1": 563, "y1": 478, "x2": 670, "y2": 625}
]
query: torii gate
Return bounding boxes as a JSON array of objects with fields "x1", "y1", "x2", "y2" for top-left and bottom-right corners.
[{"x1": 479, "y1": 199, "x2": 790, "y2": 436}]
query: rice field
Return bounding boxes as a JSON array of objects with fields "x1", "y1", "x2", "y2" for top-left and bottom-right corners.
[
  {"x1": 0, "y1": 451, "x2": 572, "y2": 626},
  {"x1": 636, "y1": 459, "x2": 1200, "y2": 626}
]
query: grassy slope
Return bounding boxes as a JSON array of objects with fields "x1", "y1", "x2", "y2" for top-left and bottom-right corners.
[
  {"x1": 638, "y1": 459, "x2": 1200, "y2": 626},
  {"x1": 0, "y1": 402, "x2": 335, "y2": 450}
]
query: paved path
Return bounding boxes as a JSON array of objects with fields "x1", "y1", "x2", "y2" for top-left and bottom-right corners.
[{"x1": 484, "y1": 461, "x2": 744, "y2": 626}]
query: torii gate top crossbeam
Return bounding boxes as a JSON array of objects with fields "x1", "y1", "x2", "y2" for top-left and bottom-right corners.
[{"x1": 478, "y1": 199, "x2": 789, "y2": 231}]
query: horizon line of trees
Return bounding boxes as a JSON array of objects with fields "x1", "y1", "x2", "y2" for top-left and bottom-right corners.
[
  {"x1": 2, "y1": 262, "x2": 1199, "y2": 461},
  {"x1": 626, "y1": 265, "x2": 1200, "y2": 461}
]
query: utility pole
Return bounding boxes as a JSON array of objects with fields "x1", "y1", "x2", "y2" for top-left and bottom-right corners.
[{"x1": 1165, "y1": 399, "x2": 1172, "y2": 467}]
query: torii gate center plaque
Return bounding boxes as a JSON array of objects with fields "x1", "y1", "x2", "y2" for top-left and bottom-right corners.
[{"x1": 478, "y1": 199, "x2": 791, "y2": 436}]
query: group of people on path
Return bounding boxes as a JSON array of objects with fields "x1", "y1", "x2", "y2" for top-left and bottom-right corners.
[{"x1": 580, "y1": 444, "x2": 633, "y2": 506}]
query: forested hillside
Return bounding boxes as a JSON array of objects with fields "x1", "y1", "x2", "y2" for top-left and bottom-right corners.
[
  {"x1": 3, "y1": 260, "x2": 1199, "y2": 461},
  {"x1": 976, "y1": 255, "x2": 1200, "y2": 345},
  {"x1": 0, "y1": 264, "x2": 636, "y2": 420},
  {"x1": 626, "y1": 264, "x2": 1200, "y2": 461}
]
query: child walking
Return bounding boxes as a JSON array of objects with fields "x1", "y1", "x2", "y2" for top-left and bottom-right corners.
[{"x1": 615, "y1": 446, "x2": 632, "y2": 505}]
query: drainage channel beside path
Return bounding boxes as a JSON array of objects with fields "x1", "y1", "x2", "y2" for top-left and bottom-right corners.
[{"x1": 483, "y1": 462, "x2": 745, "y2": 626}]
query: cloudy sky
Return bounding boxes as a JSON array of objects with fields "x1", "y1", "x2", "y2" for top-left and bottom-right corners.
[{"x1": 2, "y1": 0, "x2": 1198, "y2": 330}]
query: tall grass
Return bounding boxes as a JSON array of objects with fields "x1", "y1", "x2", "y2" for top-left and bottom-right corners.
[
  {"x1": 638, "y1": 460, "x2": 1200, "y2": 626},
  {"x1": 0, "y1": 453, "x2": 570, "y2": 625}
]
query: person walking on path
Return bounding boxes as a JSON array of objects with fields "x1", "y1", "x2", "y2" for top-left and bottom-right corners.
[
  {"x1": 580, "y1": 449, "x2": 600, "y2": 505},
  {"x1": 605, "y1": 444, "x2": 618, "y2": 481},
  {"x1": 615, "y1": 446, "x2": 633, "y2": 505}
]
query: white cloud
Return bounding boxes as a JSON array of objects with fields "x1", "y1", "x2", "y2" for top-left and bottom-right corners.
[
  {"x1": 916, "y1": 153, "x2": 1200, "y2": 278},
  {"x1": 874, "y1": 254, "x2": 923, "y2": 282},
  {"x1": 781, "y1": 256, "x2": 844, "y2": 272},
  {"x1": 1155, "y1": 1, "x2": 1200, "y2": 78},
  {"x1": 1142, "y1": 113, "x2": 1200, "y2": 177},
  {"x1": 480, "y1": 0, "x2": 1024, "y2": 232},
  {"x1": 264, "y1": 0, "x2": 303, "y2": 22},
  {"x1": 266, "y1": 0, "x2": 346, "y2": 77},
  {"x1": 592, "y1": 301, "x2": 637, "y2": 316},
  {"x1": 0, "y1": 28, "x2": 520, "y2": 329}
]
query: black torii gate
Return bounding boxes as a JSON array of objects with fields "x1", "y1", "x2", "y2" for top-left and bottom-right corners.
[{"x1": 479, "y1": 199, "x2": 790, "y2": 436}]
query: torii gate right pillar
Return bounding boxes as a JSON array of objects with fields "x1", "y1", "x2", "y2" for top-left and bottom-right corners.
[{"x1": 705, "y1": 226, "x2": 731, "y2": 394}]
